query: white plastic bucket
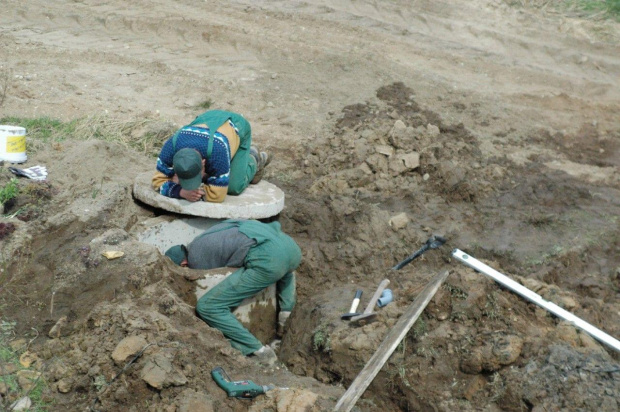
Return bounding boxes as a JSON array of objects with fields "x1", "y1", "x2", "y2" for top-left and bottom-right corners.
[{"x1": 0, "y1": 125, "x2": 27, "y2": 163}]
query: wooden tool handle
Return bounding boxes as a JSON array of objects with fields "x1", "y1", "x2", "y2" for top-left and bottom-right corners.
[
  {"x1": 348, "y1": 289, "x2": 363, "y2": 313},
  {"x1": 363, "y1": 279, "x2": 390, "y2": 314}
]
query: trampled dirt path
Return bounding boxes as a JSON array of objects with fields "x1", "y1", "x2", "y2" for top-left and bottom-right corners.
[{"x1": 1, "y1": 1, "x2": 619, "y2": 411}]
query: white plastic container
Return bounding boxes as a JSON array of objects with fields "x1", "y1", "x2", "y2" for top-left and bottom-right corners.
[{"x1": 0, "y1": 125, "x2": 27, "y2": 163}]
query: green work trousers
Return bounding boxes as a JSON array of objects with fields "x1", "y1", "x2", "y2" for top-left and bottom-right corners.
[
  {"x1": 189, "y1": 110, "x2": 256, "y2": 195},
  {"x1": 195, "y1": 229, "x2": 301, "y2": 355}
]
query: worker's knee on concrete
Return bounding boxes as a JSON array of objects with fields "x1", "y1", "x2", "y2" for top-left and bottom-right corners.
[{"x1": 227, "y1": 185, "x2": 244, "y2": 195}]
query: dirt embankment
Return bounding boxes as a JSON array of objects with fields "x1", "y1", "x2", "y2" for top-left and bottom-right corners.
[{"x1": 1, "y1": 81, "x2": 618, "y2": 412}]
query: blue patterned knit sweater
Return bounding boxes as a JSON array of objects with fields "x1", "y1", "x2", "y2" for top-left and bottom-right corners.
[{"x1": 156, "y1": 123, "x2": 234, "y2": 198}]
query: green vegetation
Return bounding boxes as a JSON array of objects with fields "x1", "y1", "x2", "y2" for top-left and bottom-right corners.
[
  {"x1": 0, "y1": 178, "x2": 19, "y2": 206},
  {"x1": 575, "y1": 0, "x2": 620, "y2": 19},
  {"x1": 411, "y1": 317, "x2": 427, "y2": 339},
  {"x1": 0, "y1": 320, "x2": 52, "y2": 411},
  {"x1": 444, "y1": 283, "x2": 468, "y2": 300},
  {"x1": 508, "y1": 0, "x2": 620, "y2": 21},
  {"x1": 312, "y1": 324, "x2": 331, "y2": 353},
  {"x1": 526, "y1": 244, "x2": 565, "y2": 267},
  {"x1": 0, "y1": 115, "x2": 176, "y2": 157},
  {"x1": 196, "y1": 98, "x2": 213, "y2": 110},
  {"x1": 483, "y1": 292, "x2": 503, "y2": 320}
]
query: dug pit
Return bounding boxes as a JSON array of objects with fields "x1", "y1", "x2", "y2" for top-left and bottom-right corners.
[{"x1": 137, "y1": 216, "x2": 279, "y2": 343}]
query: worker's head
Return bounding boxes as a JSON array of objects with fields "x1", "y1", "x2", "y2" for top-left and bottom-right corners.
[
  {"x1": 173, "y1": 148, "x2": 204, "y2": 190},
  {"x1": 165, "y1": 245, "x2": 188, "y2": 267}
]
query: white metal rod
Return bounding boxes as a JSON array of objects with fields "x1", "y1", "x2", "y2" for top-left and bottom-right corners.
[{"x1": 452, "y1": 248, "x2": 620, "y2": 353}]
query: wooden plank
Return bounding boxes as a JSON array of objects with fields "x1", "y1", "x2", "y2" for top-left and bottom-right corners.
[{"x1": 333, "y1": 270, "x2": 451, "y2": 412}]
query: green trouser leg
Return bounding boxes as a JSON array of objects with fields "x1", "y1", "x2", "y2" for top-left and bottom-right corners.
[
  {"x1": 227, "y1": 113, "x2": 257, "y2": 195},
  {"x1": 277, "y1": 271, "x2": 296, "y2": 312},
  {"x1": 196, "y1": 232, "x2": 301, "y2": 355}
]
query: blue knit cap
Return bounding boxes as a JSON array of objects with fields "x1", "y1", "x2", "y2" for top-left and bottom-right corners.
[{"x1": 165, "y1": 245, "x2": 187, "y2": 266}]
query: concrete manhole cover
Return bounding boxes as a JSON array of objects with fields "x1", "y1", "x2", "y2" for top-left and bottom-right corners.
[{"x1": 132, "y1": 171, "x2": 285, "y2": 219}]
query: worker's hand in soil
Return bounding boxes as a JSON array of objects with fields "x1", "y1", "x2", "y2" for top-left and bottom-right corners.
[{"x1": 179, "y1": 188, "x2": 205, "y2": 202}]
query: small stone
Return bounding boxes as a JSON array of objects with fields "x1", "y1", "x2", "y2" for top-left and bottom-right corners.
[
  {"x1": 274, "y1": 388, "x2": 319, "y2": 411},
  {"x1": 392, "y1": 120, "x2": 406, "y2": 132},
  {"x1": 271, "y1": 73, "x2": 277, "y2": 79},
  {"x1": 10, "y1": 397, "x2": 32, "y2": 411},
  {"x1": 461, "y1": 349, "x2": 482, "y2": 374},
  {"x1": 375, "y1": 145, "x2": 394, "y2": 157},
  {"x1": 423, "y1": 173, "x2": 430, "y2": 181},
  {"x1": 389, "y1": 213, "x2": 409, "y2": 230},
  {"x1": 57, "y1": 378, "x2": 73, "y2": 393},
  {"x1": 399, "y1": 152, "x2": 420, "y2": 170},
  {"x1": 426, "y1": 124, "x2": 440, "y2": 137},
  {"x1": 111, "y1": 336, "x2": 148, "y2": 364},
  {"x1": 492, "y1": 335, "x2": 523, "y2": 365},
  {"x1": 140, "y1": 353, "x2": 187, "y2": 390},
  {"x1": 267, "y1": 102, "x2": 274, "y2": 108},
  {"x1": 19, "y1": 351, "x2": 38, "y2": 368},
  {"x1": 48, "y1": 316, "x2": 68, "y2": 339}
]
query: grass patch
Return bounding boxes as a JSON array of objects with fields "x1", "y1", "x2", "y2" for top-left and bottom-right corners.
[
  {"x1": 0, "y1": 319, "x2": 52, "y2": 411},
  {"x1": 196, "y1": 98, "x2": 213, "y2": 110},
  {"x1": 483, "y1": 292, "x2": 503, "y2": 320},
  {"x1": 526, "y1": 244, "x2": 565, "y2": 267},
  {"x1": 444, "y1": 283, "x2": 468, "y2": 300},
  {"x1": 312, "y1": 324, "x2": 332, "y2": 353},
  {"x1": 575, "y1": 0, "x2": 620, "y2": 19},
  {"x1": 411, "y1": 317, "x2": 427, "y2": 339},
  {"x1": 0, "y1": 178, "x2": 19, "y2": 206},
  {"x1": 0, "y1": 115, "x2": 176, "y2": 157},
  {"x1": 507, "y1": 0, "x2": 620, "y2": 21}
]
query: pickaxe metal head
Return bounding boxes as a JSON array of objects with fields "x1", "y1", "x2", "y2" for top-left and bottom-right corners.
[
  {"x1": 391, "y1": 235, "x2": 447, "y2": 270},
  {"x1": 427, "y1": 235, "x2": 447, "y2": 249}
]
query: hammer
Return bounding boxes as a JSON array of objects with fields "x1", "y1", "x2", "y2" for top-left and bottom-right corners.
[
  {"x1": 341, "y1": 290, "x2": 363, "y2": 320},
  {"x1": 350, "y1": 279, "x2": 391, "y2": 324}
]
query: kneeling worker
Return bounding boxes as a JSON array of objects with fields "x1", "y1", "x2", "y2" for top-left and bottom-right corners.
[{"x1": 165, "y1": 219, "x2": 301, "y2": 366}]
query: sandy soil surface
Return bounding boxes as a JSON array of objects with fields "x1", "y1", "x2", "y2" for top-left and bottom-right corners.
[{"x1": 1, "y1": 1, "x2": 619, "y2": 411}]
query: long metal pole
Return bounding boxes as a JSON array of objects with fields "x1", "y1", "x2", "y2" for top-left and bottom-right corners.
[{"x1": 452, "y1": 248, "x2": 620, "y2": 353}]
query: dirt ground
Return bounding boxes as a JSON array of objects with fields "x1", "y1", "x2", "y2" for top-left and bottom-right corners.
[{"x1": 1, "y1": 1, "x2": 619, "y2": 411}]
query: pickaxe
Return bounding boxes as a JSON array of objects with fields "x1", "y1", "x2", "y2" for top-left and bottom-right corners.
[{"x1": 391, "y1": 235, "x2": 447, "y2": 270}]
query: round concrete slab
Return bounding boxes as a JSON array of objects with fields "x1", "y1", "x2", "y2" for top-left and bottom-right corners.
[{"x1": 133, "y1": 171, "x2": 285, "y2": 219}]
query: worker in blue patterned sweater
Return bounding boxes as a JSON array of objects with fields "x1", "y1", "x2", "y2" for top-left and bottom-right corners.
[{"x1": 152, "y1": 110, "x2": 271, "y2": 203}]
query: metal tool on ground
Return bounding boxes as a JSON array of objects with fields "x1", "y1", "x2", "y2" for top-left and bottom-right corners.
[
  {"x1": 391, "y1": 235, "x2": 447, "y2": 270},
  {"x1": 452, "y1": 249, "x2": 620, "y2": 353},
  {"x1": 350, "y1": 279, "x2": 390, "y2": 324},
  {"x1": 334, "y1": 270, "x2": 451, "y2": 412},
  {"x1": 341, "y1": 289, "x2": 363, "y2": 320},
  {"x1": 211, "y1": 367, "x2": 274, "y2": 399}
]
